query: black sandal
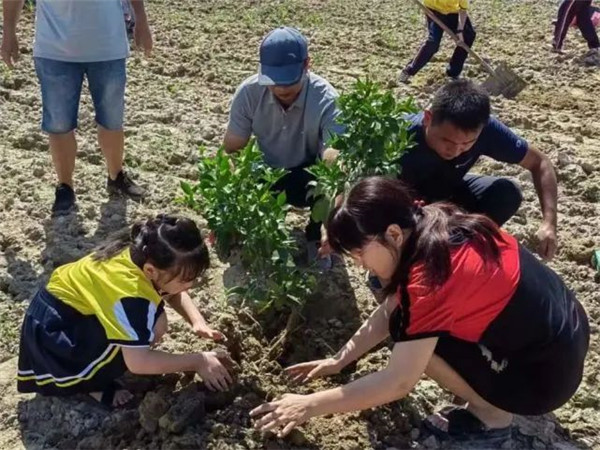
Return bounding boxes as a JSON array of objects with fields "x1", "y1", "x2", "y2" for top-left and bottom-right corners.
[{"x1": 423, "y1": 406, "x2": 512, "y2": 445}]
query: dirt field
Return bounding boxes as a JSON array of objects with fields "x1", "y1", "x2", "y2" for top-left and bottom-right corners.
[{"x1": 0, "y1": 0, "x2": 599, "y2": 448}]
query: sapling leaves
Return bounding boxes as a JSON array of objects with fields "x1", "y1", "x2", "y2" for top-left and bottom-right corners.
[
  {"x1": 181, "y1": 140, "x2": 315, "y2": 314},
  {"x1": 308, "y1": 79, "x2": 417, "y2": 223}
]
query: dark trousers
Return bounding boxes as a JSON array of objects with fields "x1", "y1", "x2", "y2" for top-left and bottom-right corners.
[
  {"x1": 451, "y1": 175, "x2": 523, "y2": 227},
  {"x1": 554, "y1": 0, "x2": 600, "y2": 50},
  {"x1": 405, "y1": 10, "x2": 476, "y2": 77},
  {"x1": 272, "y1": 165, "x2": 321, "y2": 241}
]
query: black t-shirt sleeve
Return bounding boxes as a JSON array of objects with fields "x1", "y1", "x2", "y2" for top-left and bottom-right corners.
[
  {"x1": 480, "y1": 117, "x2": 528, "y2": 164},
  {"x1": 109, "y1": 297, "x2": 164, "y2": 347}
]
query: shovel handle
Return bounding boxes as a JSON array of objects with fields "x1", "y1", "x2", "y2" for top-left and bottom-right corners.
[{"x1": 409, "y1": 0, "x2": 497, "y2": 76}]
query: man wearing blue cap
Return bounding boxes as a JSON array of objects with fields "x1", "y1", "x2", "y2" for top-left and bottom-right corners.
[{"x1": 224, "y1": 26, "x2": 343, "y2": 266}]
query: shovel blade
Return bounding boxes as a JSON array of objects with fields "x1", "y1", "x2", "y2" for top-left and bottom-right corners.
[{"x1": 481, "y1": 62, "x2": 527, "y2": 99}]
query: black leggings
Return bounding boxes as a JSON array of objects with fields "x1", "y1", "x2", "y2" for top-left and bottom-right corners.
[{"x1": 271, "y1": 165, "x2": 321, "y2": 241}]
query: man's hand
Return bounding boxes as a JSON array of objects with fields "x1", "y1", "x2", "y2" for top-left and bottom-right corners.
[
  {"x1": 322, "y1": 148, "x2": 339, "y2": 165},
  {"x1": 1, "y1": 32, "x2": 19, "y2": 68},
  {"x1": 537, "y1": 222, "x2": 558, "y2": 261},
  {"x1": 134, "y1": 19, "x2": 153, "y2": 57}
]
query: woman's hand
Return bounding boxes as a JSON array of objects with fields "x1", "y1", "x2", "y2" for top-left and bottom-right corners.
[
  {"x1": 193, "y1": 322, "x2": 226, "y2": 341},
  {"x1": 286, "y1": 358, "x2": 342, "y2": 384},
  {"x1": 250, "y1": 394, "x2": 313, "y2": 437},
  {"x1": 196, "y1": 351, "x2": 233, "y2": 392}
]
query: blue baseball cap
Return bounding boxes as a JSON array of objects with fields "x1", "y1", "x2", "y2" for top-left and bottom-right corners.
[{"x1": 259, "y1": 27, "x2": 308, "y2": 86}]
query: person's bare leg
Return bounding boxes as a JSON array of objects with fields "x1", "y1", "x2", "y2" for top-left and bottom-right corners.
[
  {"x1": 425, "y1": 354, "x2": 513, "y2": 429},
  {"x1": 49, "y1": 131, "x2": 77, "y2": 186},
  {"x1": 97, "y1": 124, "x2": 124, "y2": 180},
  {"x1": 89, "y1": 389, "x2": 133, "y2": 407}
]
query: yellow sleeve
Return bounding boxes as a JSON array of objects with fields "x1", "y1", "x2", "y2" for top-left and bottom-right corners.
[{"x1": 459, "y1": 0, "x2": 469, "y2": 10}]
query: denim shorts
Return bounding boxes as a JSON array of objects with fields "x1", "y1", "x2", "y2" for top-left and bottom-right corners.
[{"x1": 34, "y1": 57, "x2": 126, "y2": 134}]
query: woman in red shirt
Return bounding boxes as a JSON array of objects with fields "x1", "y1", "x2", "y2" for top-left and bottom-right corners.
[{"x1": 250, "y1": 176, "x2": 589, "y2": 445}]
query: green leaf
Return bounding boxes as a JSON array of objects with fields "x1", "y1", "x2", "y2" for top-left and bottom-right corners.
[
  {"x1": 180, "y1": 181, "x2": 194, "y2": 196},
  {"x1": 276, "y1": 191, "x2": 287, "y2": 207},
  {"x1": 311, "y1": 196, "x2": 332, "y2": 223}
]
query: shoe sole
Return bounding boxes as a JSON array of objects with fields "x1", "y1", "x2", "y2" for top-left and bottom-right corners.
[
  {"x1": 107, "y1": 188, "x2": 145, "y2": 202},
  {"x1": 51, "y1": 204, "x2": 78, "y2": 217}
]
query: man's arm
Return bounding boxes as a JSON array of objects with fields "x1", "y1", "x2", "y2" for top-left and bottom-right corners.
[
  {"x1": 223, "y1": 129, "x2": 250, "y2": 154},
  {"x1": 1, "y1": 0, "x2": 25, "y2": 68},
  {"x1": 223, "y1": 84, "x2": 253, "y2": 153},
  {"x1": 130, "y1": 0, "x2": 152, "y2": 56},
  {"x1": 519, "y1": 146, "x2": 558, "y2": 260},
  {"x1": 319, "y1": 98, "x2": 344, "y2": 163},
  {"x1": 457, "y1": 0, "x2": 469, "y2": 39}
]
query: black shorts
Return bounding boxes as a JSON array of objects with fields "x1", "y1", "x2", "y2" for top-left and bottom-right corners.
[{"x1": 434, "y1": 248, "x2": 590, "y2": 415}]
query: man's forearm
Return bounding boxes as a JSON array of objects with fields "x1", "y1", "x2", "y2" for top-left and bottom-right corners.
[
  {"x1": 531, "y1": 158, "x2": 558, "y2": 227},
  {"x1": 130, "y1": 0, "x2": 148, "y2": 22},
  {"x1": 2, "y1": 0, "x2": 25, "y2": 32},
  {"x1": 458, "y1": 10, "x2": 467, "y2": 31}
]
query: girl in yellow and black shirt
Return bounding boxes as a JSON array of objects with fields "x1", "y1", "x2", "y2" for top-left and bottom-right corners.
[
  {"x1": 400, "y1": 0, "x2": 475, "y2": 83},
  {"x1": 17, "y1": 215, "x2": 232, "y2": 408}
]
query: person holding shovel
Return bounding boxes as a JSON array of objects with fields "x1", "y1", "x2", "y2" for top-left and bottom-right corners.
[
  {"x1": 553, "y1": 0, "x2": 600, "y2": 66},
  {"x1": 223, "y1": 27, "x2": 344, "y2": 268},
  {"x1": 399, "y1": 0, "x2": 475, "y2": 83},
  {"x1": 250, "y1": 176, "x2": 589, "y2": 446}
]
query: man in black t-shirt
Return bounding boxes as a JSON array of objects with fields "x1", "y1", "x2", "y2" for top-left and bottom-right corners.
[{"x1": 399, "y1": 80, "x2": 559, "y2": 260}]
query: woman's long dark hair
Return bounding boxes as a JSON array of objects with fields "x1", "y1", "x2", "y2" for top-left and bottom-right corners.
[
  {"x1": 327, "y1": 177, "x2": 505, "y2": 296},
  {"x1": 93, "y1": 214, "x2": 209, "y2": 282}
]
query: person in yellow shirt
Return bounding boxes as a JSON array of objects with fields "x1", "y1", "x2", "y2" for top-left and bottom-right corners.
[
  {"x1": 400, "y1": 0, "x2": 475, "y2": 83},
  {"x1": 17, "y1": 214, "x2": 233, "y2": 409}
]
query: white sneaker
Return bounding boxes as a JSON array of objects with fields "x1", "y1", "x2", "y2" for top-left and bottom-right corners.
[
  {"x1": 584, "y1": 48, "x2": 600, "y2": 66},
  {"x1": 398, "y1": 70, "x2": 412, "y2": 84}
]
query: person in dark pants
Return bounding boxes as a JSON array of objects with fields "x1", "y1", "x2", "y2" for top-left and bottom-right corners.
[
  {"x1": 553, "y1": 0, "x2": 600, "y2": 66},
  {"x1": 224, "y1": 27, "x2": 344, "y2": 268},
  {"x1": 398, "y1": 80, "x2": 559, "y2": 261},
  {"x1": 400, "y1": 0, "x2": 475, "y2": 83}
]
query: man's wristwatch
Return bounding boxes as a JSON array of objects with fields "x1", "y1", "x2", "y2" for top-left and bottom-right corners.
[{"x1": 457, "y1": 29, "x2": 464, "y2": 34}]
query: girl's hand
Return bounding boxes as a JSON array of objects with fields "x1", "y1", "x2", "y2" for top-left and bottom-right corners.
[
  {"x1": 196, "y1": 351, "x2": 233, "y2": 392},
  {"x1": 193, "y1": 322, "x2": 226, "y2": 341},
  {"x1": 250, "y1": 394, "x2": 313, "y2": 437},
  {"x1": 285, "y1": 358, "x2": 342, "y2": 384}
]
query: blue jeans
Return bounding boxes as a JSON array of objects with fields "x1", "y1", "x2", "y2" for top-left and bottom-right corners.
[
  {"x1": 34, "y1": 57, "x2": 126, "y2": 134},
  {"x1": 405, "y1": 10, "x2": 476, "y2": 77}
]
